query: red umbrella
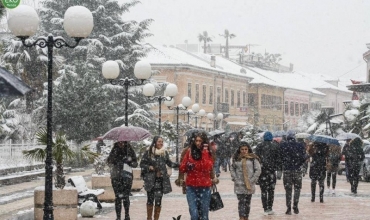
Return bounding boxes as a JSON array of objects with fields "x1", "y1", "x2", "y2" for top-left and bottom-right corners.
[{"x1": 102, "y1": 126, "x2": 151, "y2": 142}]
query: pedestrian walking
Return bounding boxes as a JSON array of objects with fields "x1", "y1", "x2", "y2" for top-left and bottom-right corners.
[
  {"x1": 230, "y1": 141, "x2": 261, "y2": 220},
  {"x1": 179, "y1": 131, "x2": 218, "y2": 220},
  {"x1": 326, "y1": 144, "x2": 341, "y2": 194},
  {"x1": 280, "y1": 131, "x2": 307, "y2": 215},
  {"x1": 341, "y1": 139, "x2": 351, "y2": 182},
  {"x1": 308, "y1": 142, "x2": 329, "y2": 203},
  {"x1": 140, "y1": 136, "x2": 179, "y2": 220},
  {"x1": 254, "y1": 131, "x2": 281, "y2": 215},
  {"x1": 344, "y1": 137, "x2": 365, "y2": 194},
  {"x1": 107, "y1": 141, "x2": 138, "y2": 220}
]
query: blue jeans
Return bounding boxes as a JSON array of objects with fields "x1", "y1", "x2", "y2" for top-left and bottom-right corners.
[{"x1": 186, "y1": 186, "x2": 211, "y2": 220}]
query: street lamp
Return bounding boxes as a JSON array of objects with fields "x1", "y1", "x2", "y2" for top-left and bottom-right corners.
[
  {"x1": 206, "y1": 112, "x2": 224, "y2": 130},
  {"x1": 165, "y1": 96, "x2": 192, "y2": 163},
  {"x1": 102, "y1": 60, "x2": 151, "y2": 126},
  {"x1": 143, "y1": 83, "x2": 178, "y2": 135},
  {"x1": 7, "y1": 5, "x2": 93, "y2": 219},
  {"x1": 191, "y1": 104, "x2": 205, "y2": 128}
]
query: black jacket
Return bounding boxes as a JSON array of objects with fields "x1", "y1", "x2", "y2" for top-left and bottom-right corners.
[{"x1": 107, "y1": 144, "x2": 138, "y2": 179}]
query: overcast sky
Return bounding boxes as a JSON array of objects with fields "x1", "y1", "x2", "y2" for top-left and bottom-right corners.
[{"x1": 121, "y1": 0, "x2": 370, "y2": 81}]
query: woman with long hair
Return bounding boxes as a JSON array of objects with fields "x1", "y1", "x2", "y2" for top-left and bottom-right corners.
[
  {"x1": 230, "y1": 142, "x2": 261, "y2": 220},
  {"x1": 140, "y1": 136, "x2": 179, "y2": 220},
  {"x1": 308, "y1": 142, "x2": 329, "y2": 203},
  {"x1": 107, "y1": 141, "x2": 138, "y2": 220},
  {"x1": 179, "y1": 131, "x2": 218, "y2": 220}
]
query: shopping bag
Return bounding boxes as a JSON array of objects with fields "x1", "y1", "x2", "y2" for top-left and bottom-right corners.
[{"x1": 209, "y1": 184, "x2": 224, "y2": 211}]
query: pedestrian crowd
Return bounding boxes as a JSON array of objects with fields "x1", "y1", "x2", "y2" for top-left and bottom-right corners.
[{"x1": 105, "y1": 129, "x2": 365, "y2": 220}]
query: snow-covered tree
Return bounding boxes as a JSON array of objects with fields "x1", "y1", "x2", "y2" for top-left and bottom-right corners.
[{"x1": 35, "y1": 0, "x2": 154, "y2": 143}]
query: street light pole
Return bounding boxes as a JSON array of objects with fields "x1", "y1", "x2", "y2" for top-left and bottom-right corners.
[
  {"x1": 166, "y1": 97, "x2": 192, "y2": 163},
  {"x1": 143, "y1": 83, "x2": 178, "y2": 135},
  {"x1": 102, "y1": 61, "x2": 152, "y2": 127},
  {"x1": 7, "y1": 5, "x2": 93, "y2": 220}
]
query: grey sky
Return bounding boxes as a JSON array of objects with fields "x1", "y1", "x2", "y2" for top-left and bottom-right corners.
[{"x1": 123, "y1": 0, "x2": 370, "y2": 81}]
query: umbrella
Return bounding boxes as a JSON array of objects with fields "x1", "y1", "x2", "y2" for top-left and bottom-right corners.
[
  {"x1": 296, "y1": 133, "x2": 311, "y2": 139},
  {"x1": 336, "y1": 133, "x2": 361, "y2": 140},
  {"x1": 102, "y1": 126, "x2": 151, "y2": 142},
  {"x1": 306, "y1": 134, "x2": 340, "y2": 146},
  {"x1": 209, "y1": 129, "x2": 225, "y2": 137},
  {"x1": 184, "y1": 128, "x2": 209, "y2": 137},
  {"x1": 273, "y1": 130, "x2": 287, "y2": 137}
]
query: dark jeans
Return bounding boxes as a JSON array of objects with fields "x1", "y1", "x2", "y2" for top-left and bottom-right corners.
[
  {"x1": 222, "y1": 157, "x2": 231, "y2": 171},
  {"x1": 311, "y1": 178, "x2": 324, "y2": 200},
  {"x1": 283, "y1": 170, "x2": 302, "y2": 208},
  {"x1": 259, "y1": 182, "x2": 276, "y2": 211},
  {"x1": 237, "y1": 194, "x2": 252, "y2": 218},
  {"x1": 111, "y1": 177, "x2": 132, "y2": 219},
  {"x1": 348, "y1": 164, "x2": 361, "y2": 193},
  {"x1": 214, "y1": 157, "x2": 221, "y2": 176},
  {"x1": 326, "y1": 171, "x2": 337, "y2": 189},
  {"x1": 147, "y1": 178, "x2": 163, "y2": 206}
]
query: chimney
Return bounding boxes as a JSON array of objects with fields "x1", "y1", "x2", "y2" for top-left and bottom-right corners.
[{"x1": 211, "y1": 55, "x2": 216, "y2": 68}]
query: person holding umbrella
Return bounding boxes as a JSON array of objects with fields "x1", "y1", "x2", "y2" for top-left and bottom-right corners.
[
  {"x1": 140, "y1": 136, "x2": 179, "y2": 220},
  {"x1": 344, "y1": 137, "x2": 365, "y2": 194},
  {"x1": 307, "y1": 141, "x2": 329, "y2": 203},
  {"x1": 107, "y1": 141, "x2": 138, "y2": 220}
]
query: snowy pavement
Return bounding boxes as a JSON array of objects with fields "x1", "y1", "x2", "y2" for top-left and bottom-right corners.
[{"x1": 81, "y1": 170, "x2": 370, "y2": 220}]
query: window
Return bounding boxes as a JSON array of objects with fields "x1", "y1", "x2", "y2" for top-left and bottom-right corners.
[
  {"x1": 248, "y1": 93, "x2": 257, "y2": 106},
  {"x1": 187, "y1": 83, "x2": 192, "y2": 99},
  {"x1": 217, "y1": 87, "x2": 221, "y2": 103},
  {"x1": 295, "y1": 102, "x2": 299, "y2": 116},
  {"x1": 231, "y1": 90, "x2": 234, "y2": 106},
  {"x1": 284, "y1": 101, "x2": 289, "y2": 115},
  {"x1": 243, "y1": 91, "x2": 246, "y2": 106},
  {"x1": 237, "y1": 91, "x2": 241, "y2": 107},
  {"x1": 195, "y1": 84, "x2": 199, "y2": 103},
  {"x1": 225, "y1": 89, "x2": 229, "y2": 104},
  {"x1": 209, "y1": 86, "x2": 213, "y2": 104},
  {"x1": 290, "y1": 102, "x2": 294, "y2": 116},
  {"x1": 202, "y1": 85, "x2": 206, "y2": 104}
]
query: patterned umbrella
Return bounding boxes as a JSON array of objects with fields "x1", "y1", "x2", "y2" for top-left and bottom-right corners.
[{"x1": 102, "y1": 126, "x2": 151, "y2": 142}]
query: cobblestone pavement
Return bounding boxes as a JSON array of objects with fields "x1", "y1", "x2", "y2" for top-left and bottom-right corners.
[{"x1": 82, "y1": 170, "x2": 370, "y2": 220}]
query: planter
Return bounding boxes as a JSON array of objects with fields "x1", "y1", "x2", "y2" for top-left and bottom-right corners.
[
  {"x1": 91, "y1": 168, "x2": 143, "y2": 202},
  {"x1": 34, "y1": 187, "x2": 78, "y2": 220}
]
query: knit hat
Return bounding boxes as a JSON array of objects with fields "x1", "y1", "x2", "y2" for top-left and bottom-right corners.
[{"x1": 263, "y1": 131, "x2": 273, "y2": 141}]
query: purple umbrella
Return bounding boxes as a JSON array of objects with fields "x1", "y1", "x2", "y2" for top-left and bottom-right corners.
[{"x1": 102, "y1": 126, "x2": 151, "y2": 142}]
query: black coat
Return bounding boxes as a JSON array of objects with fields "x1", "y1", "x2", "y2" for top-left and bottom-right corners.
[
  {"x1": 345, "y1": 140, "x2": 365, "y2": 168},
  {"x1": 280, "y1": 138, "x2": 307, "y2": 171},
  {"x1": 107, "y1": 144, "x2": 138, "y2": 179},
  {"x1": 255, "y1": 141, "x2": 281, "y2": 185},
  {"x1": 309, "y1": 143, "x2": 328, "y2": 181},
  {"x1": 140, "y1": 148, "x2": 178, "y2": 194}
]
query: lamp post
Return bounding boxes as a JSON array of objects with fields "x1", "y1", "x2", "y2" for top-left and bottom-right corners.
[
  {"x1": 191, "y1": 104, "x2": 206, "y2": 128},
  {"x1": 207, "y1": 112, "x2": 224, "y2": 130},
  {"x1": 102, "y1": 60, "x2": 152, "y2": 126},
  {"x1": 143, "y1": 83, "x2": 178, "y2": 135},
  {"x1": 7, "y1": 5, "x2": 93, "y2": 219},
  {"x1": 165, "y1": 97, "x2": 192, "y2": 163}
]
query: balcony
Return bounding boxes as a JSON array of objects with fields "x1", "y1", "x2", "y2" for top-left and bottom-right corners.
[{"x1": 217, "y1": 102, "x2": 229, "y2": 113}]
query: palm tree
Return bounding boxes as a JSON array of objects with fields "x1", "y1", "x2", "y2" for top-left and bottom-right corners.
[
  {"x1": 220, "y1": 29, "x2": 236, "y2": 58},
  {"x1": 22, "y1": 128, "x2": 99, "y2": 189},
  {"x1": 198, "y1": 31, "x2": 212, "y2": 53}
]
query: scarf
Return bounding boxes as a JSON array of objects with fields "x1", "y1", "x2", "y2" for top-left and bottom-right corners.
[
  {"x1": 191, "y1": 145, "x2": 202, "y2": 160},
  {"x1": 238, "y1": 153, "x2": 259, "y2": 190},
  {"x1": 151, "y1": 146, "x2": 166, "y2": 157}
]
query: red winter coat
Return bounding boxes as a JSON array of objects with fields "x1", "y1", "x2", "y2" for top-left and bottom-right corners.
[{"x1": 179, "y1": 148, "x2": 214, "y2": 187}]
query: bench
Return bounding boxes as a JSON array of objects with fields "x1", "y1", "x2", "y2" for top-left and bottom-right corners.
[{"x1": 68, "y1": 176, "x2": 104, "y2": 209}]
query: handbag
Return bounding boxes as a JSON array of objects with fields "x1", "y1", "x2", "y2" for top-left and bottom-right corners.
[
  {"x1": 209, "y1": 184, "x2": 224, "y2": 211},
  {"x1": 121, "y1": 163, "x2": 133, "y2": 179}
]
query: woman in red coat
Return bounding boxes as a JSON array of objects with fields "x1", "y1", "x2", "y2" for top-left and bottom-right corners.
[{"x1": 180, "y1": 132, "x2": 217, "y2": 220}]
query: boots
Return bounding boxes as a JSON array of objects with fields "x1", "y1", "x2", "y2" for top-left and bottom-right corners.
[
  {"x1": 147, "y1": 205, "x2": 154, "y2": 220},
  {"x1": 319, "y1": 186, "x2": 324, "y2": 203},
  {"x1": 154, "y1": 206, "x2": 161, "y2": 220},
  {"x1": 311, "y1": 183, "x2": 316, "y2": 202},
  {"x1": 293, "y1": 202, "x2": 299, "y2": 214}
]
